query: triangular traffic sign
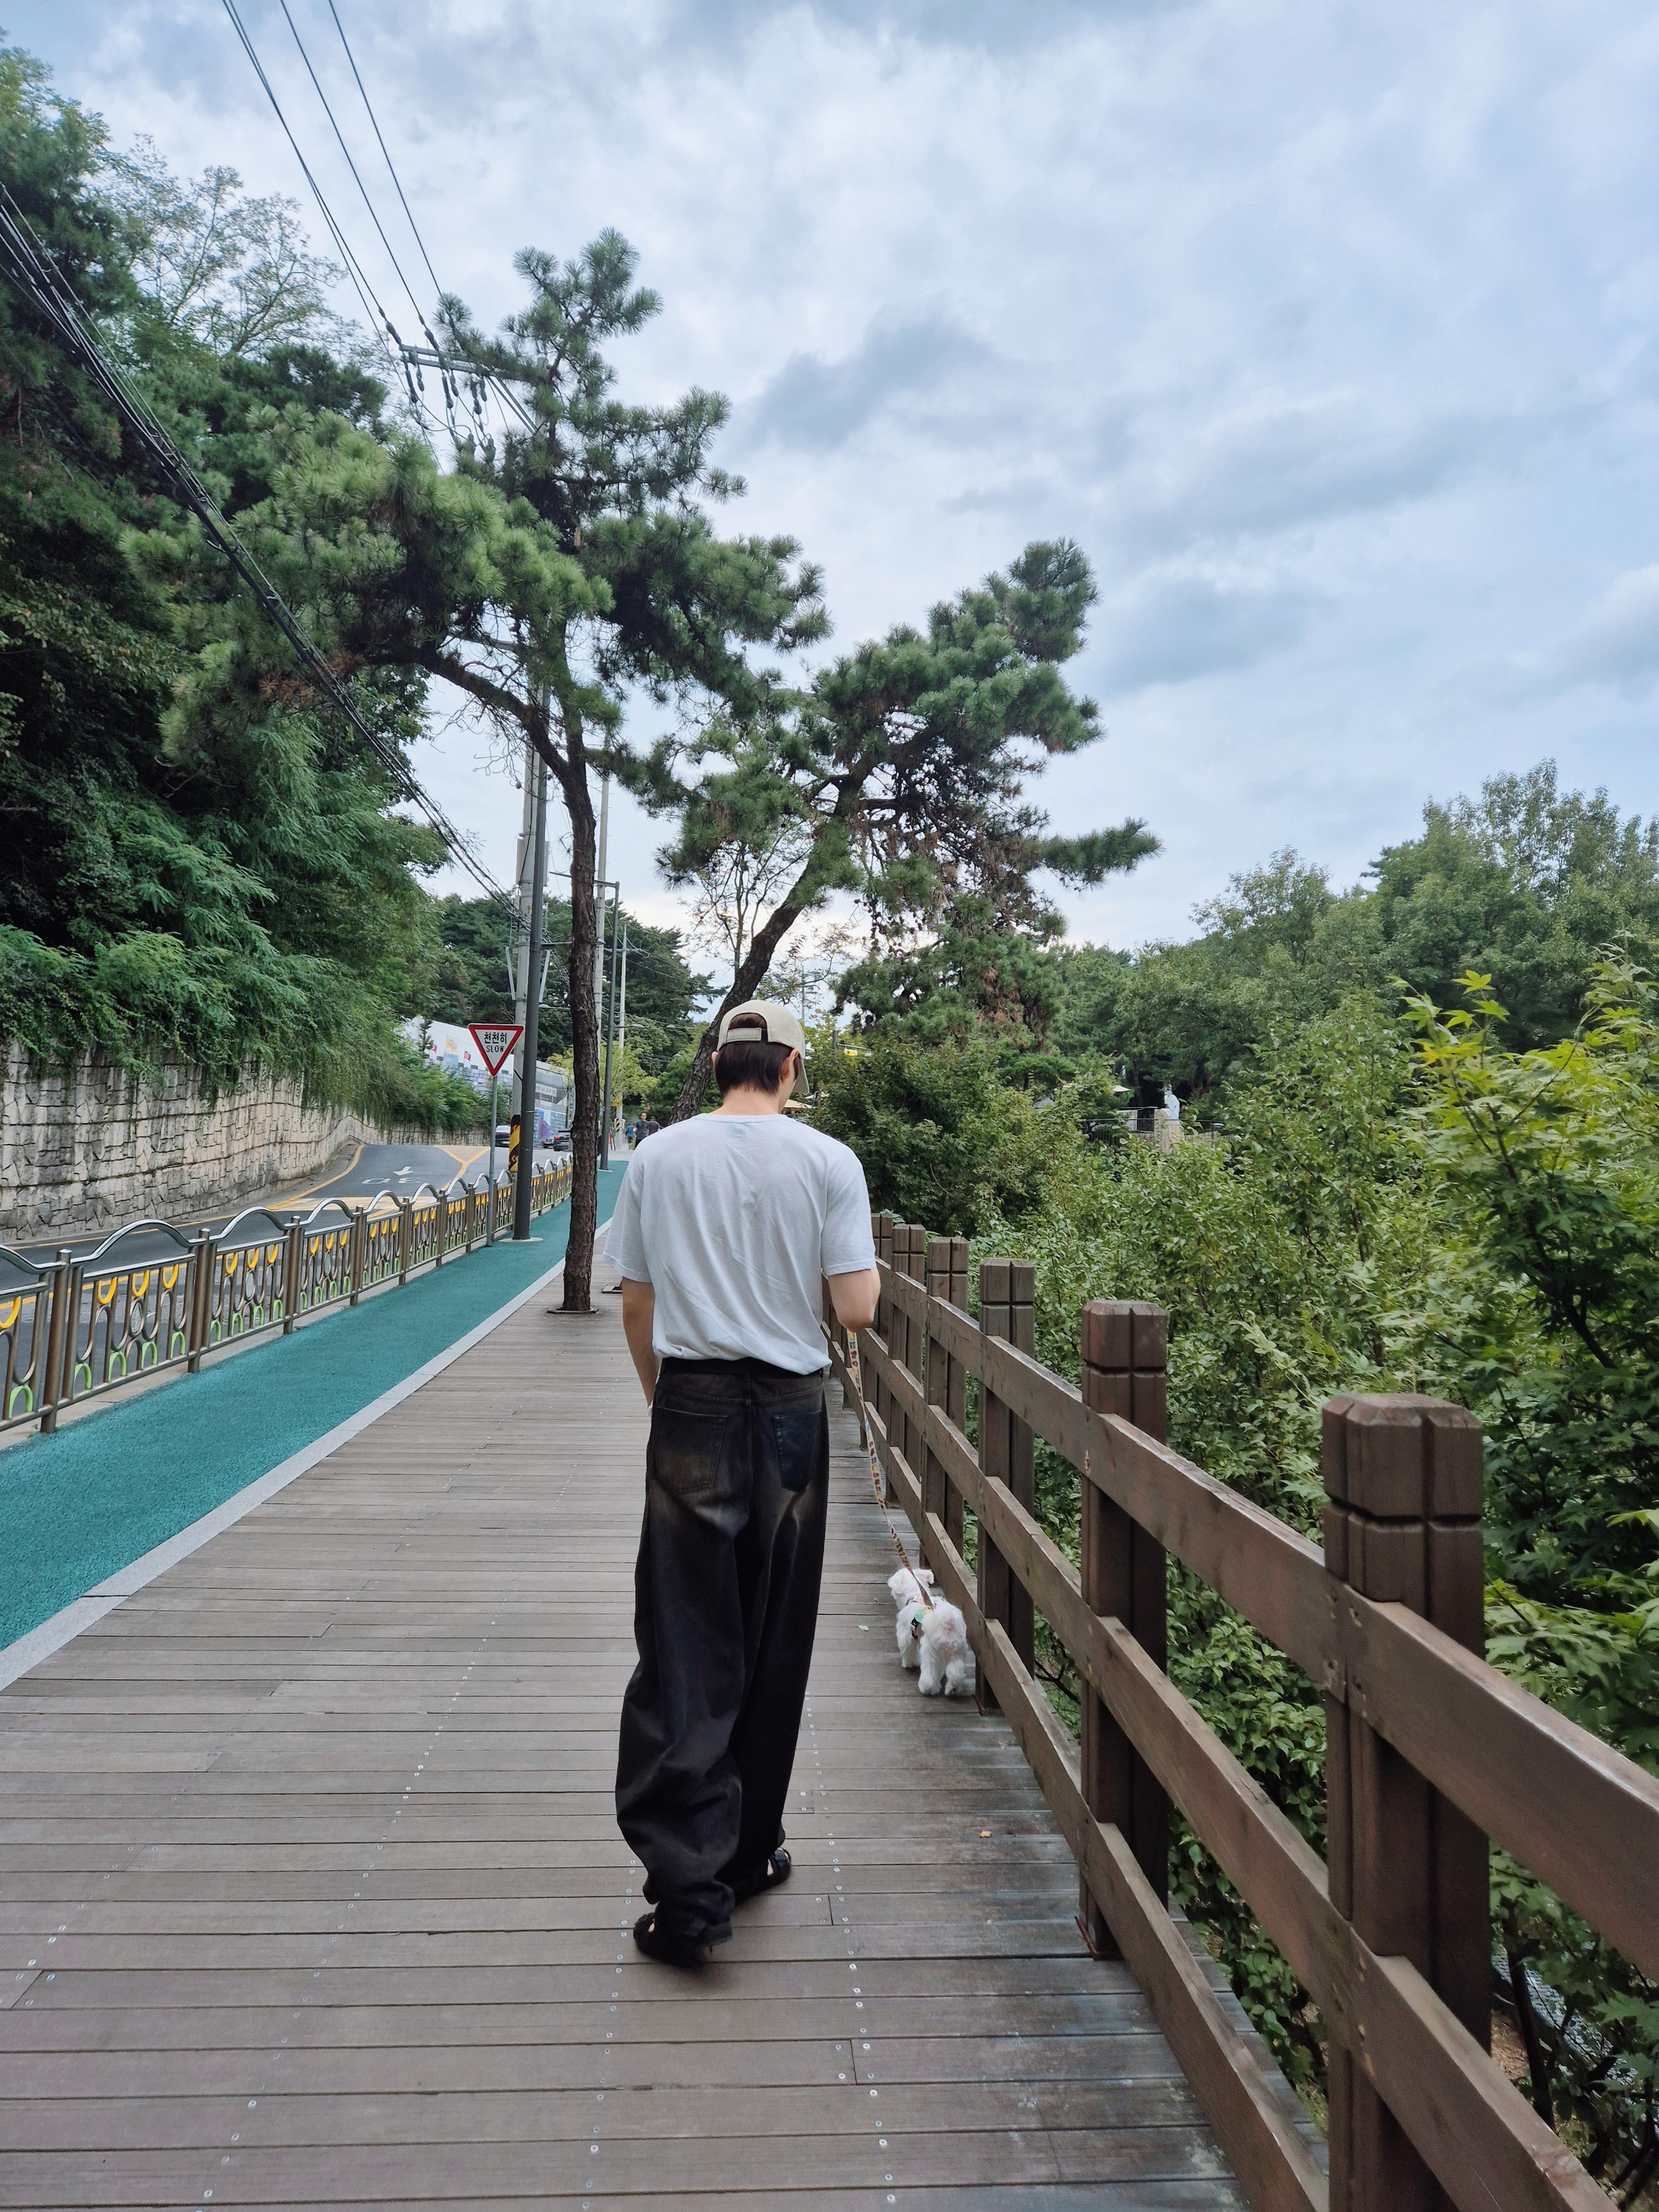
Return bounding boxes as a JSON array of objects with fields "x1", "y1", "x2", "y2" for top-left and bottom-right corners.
[{"x1": 468, "y1": 1021, "x2": 524, "y2": 1076}]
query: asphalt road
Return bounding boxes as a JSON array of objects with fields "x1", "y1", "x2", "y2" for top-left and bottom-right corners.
[{"x1": 11, "y1": 1136, "x2": 575, "y2": 1268}]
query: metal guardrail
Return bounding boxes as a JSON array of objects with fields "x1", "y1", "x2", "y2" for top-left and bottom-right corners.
[{"x1": 0, "y1": 1160, "x2": 574, "y2": 1438}]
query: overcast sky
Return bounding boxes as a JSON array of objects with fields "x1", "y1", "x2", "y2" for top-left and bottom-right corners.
[{"x1": 15, "y1": 0, "x2": 1659, "y2": 960}]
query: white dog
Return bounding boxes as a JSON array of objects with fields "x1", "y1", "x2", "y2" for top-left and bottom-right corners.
[
  {"x1": 886, "y1": 1566, "x2": 974, "y2": 1697},
  {"x1": 887, "y1": 1566, "x2": 935, "y2": 1670}
]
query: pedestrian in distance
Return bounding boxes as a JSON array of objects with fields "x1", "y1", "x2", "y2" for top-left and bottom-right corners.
[{"x1": 609, "y1": 1000, "x2": 880, "y2": 1965}]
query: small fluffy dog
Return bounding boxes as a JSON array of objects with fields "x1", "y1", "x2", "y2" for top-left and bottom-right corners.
[
  {"x1": 886, "y1": 1566, "x2": 975, "y2": 1697},
  {"x1": 887, "y1": 1566, "x2": 935, "y2": 1670}
]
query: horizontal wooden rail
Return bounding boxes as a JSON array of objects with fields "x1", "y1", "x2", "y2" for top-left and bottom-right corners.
[
  {"x1": 844, "y1": 1334, "x2": 1606, "y2": 2212},
  {"x1": 871, "y1": 1261, "x2": 1659, "y2": 1979},
  {"x1": 1343, "y1": 1590, "x2": 1659, "y2": 1985},
  {"x1": 848, "y1": 1238, "x2": 1653, "y2": 2212},
  {"x1": 879, "y1": 1266, "x2": 1332, "y2": 1680}
]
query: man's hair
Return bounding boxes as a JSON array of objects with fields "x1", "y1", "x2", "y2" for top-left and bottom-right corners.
[{"x1": 713, "y1": 1039, "x2": 795, "y2": 1098}]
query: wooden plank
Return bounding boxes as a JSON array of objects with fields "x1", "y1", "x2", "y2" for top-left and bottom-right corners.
[
  {"x1": 979, "y1": 1662, "x2": 1324, "y2": 2212},
  {"x1": 2, "y1": 2075, "x2": 1214, "y2": 2149},
  {"x1": 984, "y1": 1337, "x2": 1334, "y2": 1684},
  {"x1": 866, "y1": 1490, "x2": 1322, "y2": 2212},
  {"x1": 0, "y1": 1271, "x2": 1245, "y2": 2210}
]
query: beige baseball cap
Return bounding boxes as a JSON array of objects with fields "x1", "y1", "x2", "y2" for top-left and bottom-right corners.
[{"x1": 716, "y1": 999, "x2": 809, "y2": 1095}]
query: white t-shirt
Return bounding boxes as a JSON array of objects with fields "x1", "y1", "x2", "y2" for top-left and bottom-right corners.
[{"x1": 607, "y1": 1114, "x2": 876, "y2": 1374}]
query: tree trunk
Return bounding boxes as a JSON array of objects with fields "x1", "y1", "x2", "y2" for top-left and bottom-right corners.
[
  {"x1": 562, "y1": 754, "x2": 601, "y2": 1311},
  {"x1": 669, "y1": 893, "x2": 808, "y2": 1123}
]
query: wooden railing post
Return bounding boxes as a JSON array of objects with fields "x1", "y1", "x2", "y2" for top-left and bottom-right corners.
[
  {"x1": 922, "y1": 1234, "x2": 950, "y2": 1539},
  {"x1": 873, "y1": 1212, "x2": 895, "y2": 1498},
  {"x1": 1079, "y1": 1300, "x2": 1171, "y2": 1948},
  {"x1": 947, "y1": 1237, "x2": 968, "y2": 1555},
  {"x1": 898, "y1": 1223, "x2": 926, "y2": 1476},
  {"x1": 923, "y1": 1234, "x2": 969, "y2": 1553},
  {"x1": 1323, "y1": 1392, "x2": 1489, "y2": 2212},
  {"x1": 977, "y1": 1258, "x2": 1035, "y2": 1713}
]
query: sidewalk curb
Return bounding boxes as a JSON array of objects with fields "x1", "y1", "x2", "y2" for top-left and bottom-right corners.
[{"x1": 0, "y1": 1244, "x2": 585, "y2": 1692}]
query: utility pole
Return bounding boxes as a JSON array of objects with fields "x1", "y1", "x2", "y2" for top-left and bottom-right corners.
[
  {"x1": 600, "y1": 895, "x2": 624, "y2": 1168},
  {"x1": 512, "y1": 749, "x2": 549, "y2": 1241},
  {"x1": 592, "y1": 770, "x2": 610, "y2": 1045},
  {"x1": 508, "y1": 738, "x2": 538, "y2": 1114}
]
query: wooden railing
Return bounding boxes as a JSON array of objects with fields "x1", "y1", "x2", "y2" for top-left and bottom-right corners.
[{"x1": 825, "y1": 1210, "x2": 1659, "y2": 2212}]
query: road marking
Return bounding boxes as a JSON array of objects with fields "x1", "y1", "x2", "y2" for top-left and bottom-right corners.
[{"x1": 257, "y1": 1141, "x2": 367, "y2": 1213}]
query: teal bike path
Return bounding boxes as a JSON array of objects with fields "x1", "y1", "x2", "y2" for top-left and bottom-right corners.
[{"x1": 0, "y1": 1169, "x2": 625, "y2": 1652}]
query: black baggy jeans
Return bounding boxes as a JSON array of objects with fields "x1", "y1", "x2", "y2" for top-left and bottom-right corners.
[{"x1": 614, "y1": 1355, "x2": 830, "y2": 1947}]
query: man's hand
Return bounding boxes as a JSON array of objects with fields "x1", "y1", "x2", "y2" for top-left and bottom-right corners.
[
  {"x1": 828, "y1": 1265, "x2": 880, "y2": 1333},
  {"x1": 620, "y1": 1278, "x2": 659, "y2": 1404}
]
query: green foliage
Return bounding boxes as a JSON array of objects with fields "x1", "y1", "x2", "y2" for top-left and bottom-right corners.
[
  {"x1": 950, "y1": 964, "x2": 1659, "y2": 2161},
  {"x1": 1387, "y1": 962, "x2": 1659, "y2": 2183},
  {"x1": 1060, "y1": 766, "x2": 1659, "y2": 1107},
  {"x1": 426, "y1": 894, "x2": 707, "y2": 1074},
  {"x1": 811, "y1": 1030, "x2": 1075, "y2": 1235},
  {"x1": 1374, "y1": 769, "x2": 1659, "y2": 1051},
  {"x1": 1401, "y1": 961, "x2": 1659, "y2": 1601},
  {"x1": 1167, "y1": 1592, "x2": 1329, "y2": 2087},
  {"x1": 0, "y1": 44, "x2": 475, "y2": 1138},
  {"x1": 637, "y1": 536, "x2": 1157, "y2": 1118}
]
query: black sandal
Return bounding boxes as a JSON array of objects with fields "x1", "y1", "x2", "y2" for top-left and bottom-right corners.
[
  {"x1": 731, "y1": 1846, "x2": 792, "y2": 1905},
  {"x1": 632, "y1": 1911, "x2": 710, "y2": 1968}
]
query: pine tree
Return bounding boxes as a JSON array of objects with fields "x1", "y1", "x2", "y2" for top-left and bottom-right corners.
[{"x1": 632, "y1": 539, "x2": 1157, "y2": 1117}]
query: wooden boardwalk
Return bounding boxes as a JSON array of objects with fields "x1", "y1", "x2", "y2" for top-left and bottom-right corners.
[{"x1": 0, "y1": 1268, "x2": 1246, "y2": 2208}]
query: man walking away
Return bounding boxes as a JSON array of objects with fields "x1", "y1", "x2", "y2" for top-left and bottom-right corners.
[{"x1": 609, "y1": 1000, "x2": 880, "y2": 1965}]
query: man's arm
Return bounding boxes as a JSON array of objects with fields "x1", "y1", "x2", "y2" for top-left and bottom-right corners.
[
  {"x1": 828, "y1": 1266, "x2": 880, "y2": 1334},
  {"x1": 620, "y1": 1278, "x2": 659, "y2": 1404}
]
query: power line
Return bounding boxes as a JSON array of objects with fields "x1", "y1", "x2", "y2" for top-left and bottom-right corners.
[
  {"x1": 326, "y1": 1, "x2": 442, "y2": 305},
  {"x1": 226, "y1": 0, "x2": 530, "y2": 444},
  {"x1": 217, "y1": 0, "x2": 393, "y2": 360},
  {"x1": 320, "y1": 3, "x2": 538, "y2": 442},
  {"x1": 0, "y1": 182, "x2": 513, "y2": 912},
  {"x1": 274, "y1": 0, "x2": 426, "y2": 338},
  {"x1": 217, "y1": 0, "x2": 446, "y2": 430}
]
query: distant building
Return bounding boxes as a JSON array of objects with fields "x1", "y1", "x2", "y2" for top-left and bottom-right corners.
[{"x1": 402, "y1": 1020, "x2": 570, "y2": 1134}]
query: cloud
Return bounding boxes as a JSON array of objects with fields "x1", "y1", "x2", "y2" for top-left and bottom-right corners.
[
  {"x1": 1119, "y1": 394, "x2": 1501, "y2": 554},
  {"x1": 1548, "y1": 565, "x2": 1659, "y2": 695},
  {"x1": 13, "y1": 0, "x2": 1659, "y2": 947},
  {"x1": 742, "y1": 315, "x2": 995, "y2": 452},
  {"x1": 1097, "y1": 576, "x2": 1322, "y2": 690},
  {"x1": 659, "y1": 0, "x2": 1192, "y2": 58}
]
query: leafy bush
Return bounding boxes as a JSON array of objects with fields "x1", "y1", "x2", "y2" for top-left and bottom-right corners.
[
  {"x1": 959, "y1": 972, "x2": 1659, "y2": 2182},
  {"x1": 812, "y1": 1029, "x2": 1078, "y2": 1234}
]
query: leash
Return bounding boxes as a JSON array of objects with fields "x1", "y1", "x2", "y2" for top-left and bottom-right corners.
[{"x1": 841, "y1": 1329, "x2": 936, "y2": 1611}]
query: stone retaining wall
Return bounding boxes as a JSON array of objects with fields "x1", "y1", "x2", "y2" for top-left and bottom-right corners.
[{"x1": 0, "y1": 1045, "x2": 405, "y2": 1240}]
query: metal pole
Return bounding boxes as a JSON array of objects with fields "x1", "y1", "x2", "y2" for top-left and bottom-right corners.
[
  {"x1": 617, "y1": 914, "x2": 629, "y2": 1144},
  {"x1": 592, "y1": 770, "x2": 610, "y2": 1028},
  {"x1": 486, "y1": 1071, "x2": 498, "y2": 1246},
  {"x1": 600, "y1": 888, "x2": 623, "y2": 1168},
  {"x1": 513, "y1": 752, "x2": 549, "y2": 1241}
]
